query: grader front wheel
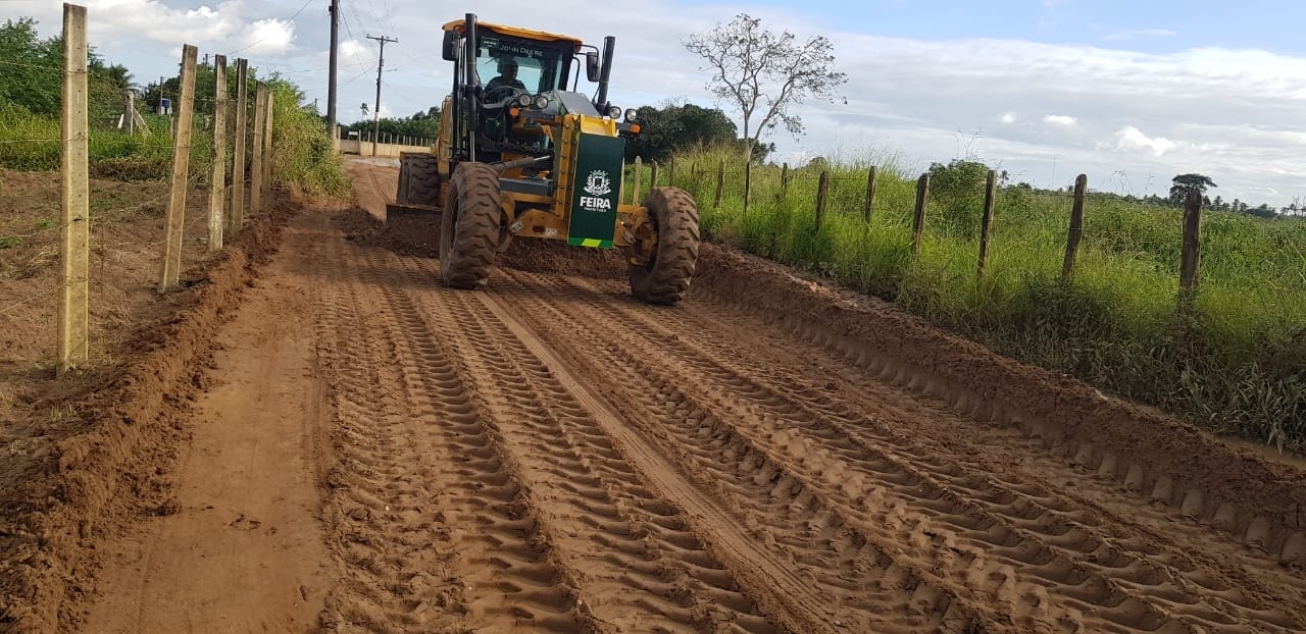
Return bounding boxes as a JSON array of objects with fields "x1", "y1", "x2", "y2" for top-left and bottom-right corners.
[
  {"x1": 440, "y1": 161, "x2": 503, "y2": 289},
  {"x1": 629, "y1": 187, "x2": 701, "y2": 305}
]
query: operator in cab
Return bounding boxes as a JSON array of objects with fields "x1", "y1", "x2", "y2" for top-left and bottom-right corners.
[{"x1": 485, "y1": 56, "x2": 526, "y2": 95}]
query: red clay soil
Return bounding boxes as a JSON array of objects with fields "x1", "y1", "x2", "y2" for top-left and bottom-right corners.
[
  {"x1": 0, "y1": 176, "x2": 296, "y2": 632},
  {"x1": 4, "y1": 156, "x2": 1304, "y2": 634}
]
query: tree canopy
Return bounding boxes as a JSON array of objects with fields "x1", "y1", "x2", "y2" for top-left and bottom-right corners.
[
  {"x1": 0, "y1": 17, "x2": 136, "y2": 125},
  {"x1": 683, "y1": 13, "x2": 846, "y2": 162},
  {"x1": 622, "y1": 101, "x2": 772, "y2": 163}
]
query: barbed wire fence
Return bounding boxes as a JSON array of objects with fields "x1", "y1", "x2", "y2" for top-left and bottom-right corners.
[{"x1": 0, "y1": 3, "x2": 279, "y2": 375}]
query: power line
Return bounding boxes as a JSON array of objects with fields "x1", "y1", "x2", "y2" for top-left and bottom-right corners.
[{"x1": 224, "y1": 0, "x2": 317, "y2": 56}]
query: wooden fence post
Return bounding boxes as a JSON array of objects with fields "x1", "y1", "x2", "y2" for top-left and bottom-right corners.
[
  {"x1": 815, "y1": 170, "x2": 830, "y2": 230},
  {"x1": 207, "y1": 54, "x2": 227, "y2": 252},
  {"x1": 159, "y1": 43, "x2": 198, "y2": 292},
  {"x1": 668, "y1": 158, "x2": 675, "y2": 187},
  {"x1": 649, "y1": 161, "x2": 659, "y2": 190},
  {"x1": 744, "y1": 161, "x2": 752, "y2": 214},
  {"x1": 262, "y1": 87, "x2": 274, "y2": 191},
  {"x1": 1061, "y1": 174, "x2": 1087, "y2": 282},
  {"x1": 781, "y1": 162, "x2": 789, "y2": 195},
  {"x1": 977, "y1": 169, "x2": 997, "y2": 277},
  {"x1": 230, "y1": 58, "x2": 248, "y2": 233},
  {"x1": 864, "y1": 166, "x2": 878, "y2": 223},
  {"x1": 912, "y1": 173, "x2": 930, "y2": 258},
  {"x1": 1179, "y1": 189, "x2": 1203, "y2": 304},
  {"x1": 250, "y1": 83, "x2": 267, "y2": 217},
  {"x1": 714, "y1": 159, "x2": 725, "y2": 208},
  {"x1": 632, "y1": 156, "x2": 642, "y2": 204},
  {"x1": 58, "y1": 3, "x2": 89, "y2": 373}
]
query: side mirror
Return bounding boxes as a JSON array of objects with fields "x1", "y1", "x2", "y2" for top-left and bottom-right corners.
[
  {"x1": 585, "y1": 51, "x2": 601, "y2": 82},
  {"x1": 442, "y1": 31, "x2": 458, "y2": 61}
]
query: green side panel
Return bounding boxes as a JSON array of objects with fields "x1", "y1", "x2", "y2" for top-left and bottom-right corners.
[{"x1": 568, "y1": 132, "x2": 624, "y2": 248}]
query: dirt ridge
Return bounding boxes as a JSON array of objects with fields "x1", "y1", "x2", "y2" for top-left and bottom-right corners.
[
  {"x1": 0, "y1": 196, "x2": 294, "y2": 633},
  {"x1": 690, "y1": 244, "x2": 1306, "y2": 567}
]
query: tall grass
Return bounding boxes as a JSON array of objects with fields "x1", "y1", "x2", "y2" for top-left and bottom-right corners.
[
  {"x1": 1, "y1": 81, "x2": 349, "y2": 200},
  {"x1": 661, "y1": 146, "x2": 1306, "y2": 452}
]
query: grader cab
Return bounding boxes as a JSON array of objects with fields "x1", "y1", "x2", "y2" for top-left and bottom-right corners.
[{"x1": 389, "y1": 13, "x2": 700, "y2": 305}]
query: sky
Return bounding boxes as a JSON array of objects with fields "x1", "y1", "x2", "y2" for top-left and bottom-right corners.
[{"x1": 4, "y1": 0, "x2": 1306, "y2": 207}]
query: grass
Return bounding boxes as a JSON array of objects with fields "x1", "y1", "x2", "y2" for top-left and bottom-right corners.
[
  {"x1": 0, "y1": 83, "x2": 350, "y2": 200},
  {"x1": 657, "y1": 146, "x2": 1306, "y2": 453}
]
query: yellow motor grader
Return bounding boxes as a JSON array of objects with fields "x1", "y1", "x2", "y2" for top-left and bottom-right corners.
[{"x1": 387, "y1": 13, "x2": 700, "y2": 305}]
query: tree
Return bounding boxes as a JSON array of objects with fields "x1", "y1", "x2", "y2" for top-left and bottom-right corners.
[
  {"x1": 683, "y1": 13, "x2": 846, "y2": 163},
  {"x1": 1169, "y1": 173, "x2": 1216, "y2": 205},
  {"x1": 623, "y1": 101, "x2": 740, "y2": 163}
]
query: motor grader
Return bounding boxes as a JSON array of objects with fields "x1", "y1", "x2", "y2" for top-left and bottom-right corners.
[{"x1": 387, "y1": 13, "x2": 700, "y2": 305}]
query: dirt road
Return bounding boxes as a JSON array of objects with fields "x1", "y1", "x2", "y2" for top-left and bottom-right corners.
[{"x1": 31, "y1": 157, "x2": 1306, "y2": 633}]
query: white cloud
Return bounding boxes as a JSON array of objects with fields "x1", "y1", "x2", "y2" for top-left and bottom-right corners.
[
  {"x1": 1043, "y1": 114, "x2": 1077, "y2": 128},
  {"x1": 12, "y1": 0, "x2": 1306, "y2": 205},
  {"x1": 18, "y1": 0, "x2": 299, "y2": 55},
  {"x1": 1109, "y1": 126, "x2": 1178, "y2": 156}
]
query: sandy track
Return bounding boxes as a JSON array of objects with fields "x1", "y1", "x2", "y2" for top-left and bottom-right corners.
[
  {"x1": 54, "y1": 159, "x2": 1304, "y2": 634},
  {"x1": 312, "y1": 209, "x2": 1305, "y2": 632}
]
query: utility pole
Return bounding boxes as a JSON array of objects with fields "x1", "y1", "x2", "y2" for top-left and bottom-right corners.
[
  {"x1": 327, "y1": 0, "x2": 339, "y2": 143},
  {"x1": 367, "y1": 33, "x2": 397, "y2": 157}
]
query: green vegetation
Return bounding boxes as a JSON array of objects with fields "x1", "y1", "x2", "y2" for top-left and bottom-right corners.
[
  {"x1": 666, "y1": 146, "x2": 1306, "y2": 452},
  {"x1": 0, "y1": 16, "x2": 348, "y2": 199}
]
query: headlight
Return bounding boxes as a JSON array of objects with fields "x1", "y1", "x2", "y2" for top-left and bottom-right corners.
[
  {"x1": 533, "y1": 94, "x2": 549, "y2": 109},
  {"x1": 624, "y1": 108, "x2": 637, "y2": 122},
  {"x1": 516, "y1": 93, "x2": 532, "y2": 107},
  {"x1": 608, "y1": 105, "x2": 621, "y2": 118}
]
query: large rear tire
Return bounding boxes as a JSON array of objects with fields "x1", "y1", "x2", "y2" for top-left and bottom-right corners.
[
  {"x1": 629, "y1": 186, "x2": 701, "y2": 305},
  {"x1": 396, "y1": 153, "x2": 441, "y2": 208},
  {"x1": 440, "y1": 162, "x2": 502, "y2": 289}
]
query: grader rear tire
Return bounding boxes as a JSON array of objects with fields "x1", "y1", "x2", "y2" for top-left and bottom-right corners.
[
  {"x1": 440, "y1": 162, "x2": 502, "y2": 289},
  {"x1": 629, "y1": 186, "x2": 701, "y2": 305},
  {"x1": 397, "y1": 153, "x2": 442, "y2": 208}
]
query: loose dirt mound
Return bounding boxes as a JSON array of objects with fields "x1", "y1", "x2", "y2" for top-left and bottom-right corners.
[{"x1": 0, "y1": 186, "x2": 296, "y2": 633}]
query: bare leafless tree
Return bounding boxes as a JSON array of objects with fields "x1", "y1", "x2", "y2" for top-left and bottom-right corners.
[{"x1": 684, "y1": 13, "x2": 847, "y2": 163}]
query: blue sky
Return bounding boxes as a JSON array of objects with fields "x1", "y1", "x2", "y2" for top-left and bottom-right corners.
[
  {"x1": 6, "y1": 0, "x2": 1306, "y2": 206},
  {"x1": 748, "y1": 0, "x2": 1306, "y2": 53}
]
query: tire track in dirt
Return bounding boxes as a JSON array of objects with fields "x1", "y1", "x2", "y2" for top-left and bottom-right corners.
[
  {"x1": 493, "y1": 269, "x2": 1303, "y2": 634},
  {"x1": 549, "y1": 273, "x2": 1306, "y2": 632},
  {"x1": 465, "y1": 270, "x2": 999, "y2": 633},
  {"x1": 690, "y1": 252, "x2": 1306, "y2": 569},
  {"x1": 313, "y1": 237, "x2": 602, "y2": 633},
  {"x1": 389, "y1": 256, "x2": 782, "y2": 633},
  {"x1": 569, "y1": 273, "x2": 1306, "y2": 623}
]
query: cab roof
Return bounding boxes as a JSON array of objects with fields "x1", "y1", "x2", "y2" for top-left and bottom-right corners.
[{"x1": 442, "y1": 19, "x2": 584, "y2": 51}]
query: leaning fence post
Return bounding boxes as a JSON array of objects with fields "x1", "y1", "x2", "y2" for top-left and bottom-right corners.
[
  {"x1": 912, "y1": 173, "x2": 930, "y2": 258},
  {"x1": 207, "y1": 54, "x2": 228, "y2": 252},
  {"x1": 159, "y1": 43, "x2": 198, "y2": 292},
  {"x1": 229, "y1": 58, "x2": 248, "y2": 234},
  {"x1": 58, "y1": 3, "x2": 89, "y2": 373},
  {"x1": 1179, "y1": 189, "x2": 1203, "y2": 305},
  {"x1": 815, "y1": 170, "x2": 830, "y2": 230},
  {"x1": 864, "y1": 166, "x2": 878, "y2": 223},
  {"x1": 1061, "y1": 174, "x2": 1087, "y2": 282},
  {"x1": 977, "y1": 169, "x2": 997, "y2": 277},
  {"x1": 714, "y1": 159, "x2": 725, "y2": 209},
  {"x1": 649, "y1": 161, "x2": 659, "y2": 190}
]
